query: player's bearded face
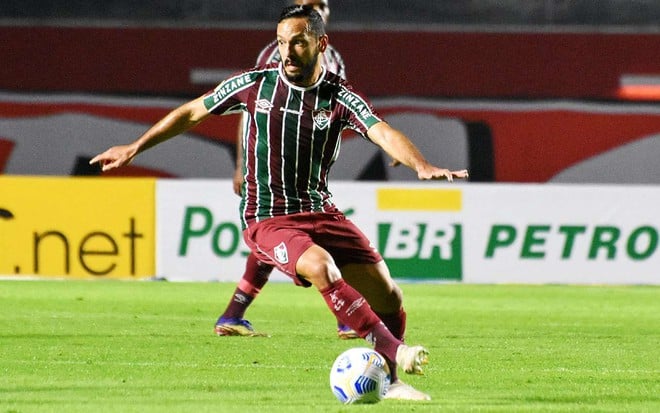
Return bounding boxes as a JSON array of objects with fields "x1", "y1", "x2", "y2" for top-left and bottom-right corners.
[
  {"x1": 284, "y1": 51, "x2": 319, "y2": 84},
  {"x1": 277, "y1": 18, "x2": 324, "y2": 86}
]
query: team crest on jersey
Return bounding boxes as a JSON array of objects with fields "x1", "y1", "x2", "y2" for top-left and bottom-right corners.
[
  {"x1": 312, "y1": 109, "x2": 332, "y2": 129},
  {"x1": 274, "y1": 242, "x2": 289, "y2": 264},
  {"x1": 255, "y1": 99, "x2": 274, "y2": 113}
]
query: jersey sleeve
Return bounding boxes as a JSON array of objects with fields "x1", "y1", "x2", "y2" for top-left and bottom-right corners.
[
  {"x1": 202, "y1": 69, "x2": 260, "y2": 115},
  {"x1": 336, "y1": 84, "x2": 382, "y2": 139}
]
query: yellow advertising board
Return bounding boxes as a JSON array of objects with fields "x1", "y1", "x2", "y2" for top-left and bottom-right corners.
[{"x1": 0, "y1": 176, "x2": 155, "y2": 279}]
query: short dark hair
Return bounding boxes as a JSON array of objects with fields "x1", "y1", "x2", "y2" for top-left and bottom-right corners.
[{"x1": 279, "y1": 5, "x2": 326, "y2": 36}]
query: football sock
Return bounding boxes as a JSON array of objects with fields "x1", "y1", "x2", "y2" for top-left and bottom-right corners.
[
  {"x1": 220, "y1": 287, "x2": 254, "y2": 320},
  {"x1": 320, "y1": 279, "x2": 402, "y2": 374},
  {"x1": 220, "y1": 254, "x2": 273, "y2": 320},
  {"x1": 367, "y1": 322, "x2": 400, "y2": 384},
  {"x1": 375, "y1": 308, "x2": 407, "y2": 341}
]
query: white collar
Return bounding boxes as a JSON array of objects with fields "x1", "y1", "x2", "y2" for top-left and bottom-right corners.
[{"x1": 278, "y1": 63, "x2": 326, "y2": 91}]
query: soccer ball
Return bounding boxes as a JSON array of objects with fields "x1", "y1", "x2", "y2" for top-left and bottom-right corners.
[{"x1": 329, "y1": 347, "x2": 391, "y2": 404}]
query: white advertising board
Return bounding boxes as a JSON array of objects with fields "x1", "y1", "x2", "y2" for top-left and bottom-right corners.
[
  {"x1": 156, "y1": 180, "x2": 255, "y2": 282},
  {"x1": 157, "y1": 180, "x2": 660, "y2": 285},
  {"x1": 156, "y1": 180, "x2": 464, "y2": 282},
  {"x1": 462, "y1": 184, "x2": 660, "y2": 284}
]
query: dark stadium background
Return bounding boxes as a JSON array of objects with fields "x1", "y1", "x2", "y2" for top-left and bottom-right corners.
[{"x1": 1, "y1": 0, "x2": 659, "y2": 182}]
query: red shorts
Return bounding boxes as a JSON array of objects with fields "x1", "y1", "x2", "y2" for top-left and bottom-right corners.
[{"x1": 243, "y1": 211, "x2": 383, "y2": 286}]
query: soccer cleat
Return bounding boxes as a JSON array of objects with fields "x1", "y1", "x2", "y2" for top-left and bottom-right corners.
[
  {"x1": 214, "y1": 317, "x2": 268, "y2": 337},
  {"x1": 395, "y1": 344, "x2": 429, "y2": 375},
  {"x1": 384, "y1": 380, "x2": 431, "y2": 401},
  {"x1": 337, "y1": 324, "x2": 360, "y2": 340}
]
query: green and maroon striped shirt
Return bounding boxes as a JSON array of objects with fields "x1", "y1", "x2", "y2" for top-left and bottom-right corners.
[{"x1": 203, "y1": 63, "x2": 382, "y2": 229}]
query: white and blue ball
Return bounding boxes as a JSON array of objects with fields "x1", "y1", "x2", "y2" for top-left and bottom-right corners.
[{"x1": 329, "y1": 347, "x2": 391, "y2": 404}]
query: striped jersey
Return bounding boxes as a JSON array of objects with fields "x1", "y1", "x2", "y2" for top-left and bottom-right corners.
[
  {"x1": 256, "y1": 39, "x2": 347, "y2": 79},
  {"x1": 203, "y1": 63, "x2": 382, "y2": 229}
]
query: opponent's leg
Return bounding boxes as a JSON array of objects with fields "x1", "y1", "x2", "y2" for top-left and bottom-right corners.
[
  {"x1": 214, "y1": 253, "x2": 273, "y2": 336},
  {"x1": 336, "y1": 322, "x2": 360, "y2": 340}
]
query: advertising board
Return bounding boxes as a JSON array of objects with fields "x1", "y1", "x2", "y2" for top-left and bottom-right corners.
[
  {"x1": 156, "y1": 180, "x2": 660, "y2": 285},
  {"x1": 0, "y1": 176, "x2": 155, "y2": 279}
]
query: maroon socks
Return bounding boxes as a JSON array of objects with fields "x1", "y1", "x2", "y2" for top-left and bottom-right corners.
[
  {"x1": 220, "y1": 254, "x2": 273, "y2": 319},
  {"x1": 320, "y1": 279, "x2": 402, "y2": 380}
]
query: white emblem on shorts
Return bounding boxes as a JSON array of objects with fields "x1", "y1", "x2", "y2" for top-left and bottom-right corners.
[{"x1": 274, "y1": 242, "x2": 289, "y2": 264}]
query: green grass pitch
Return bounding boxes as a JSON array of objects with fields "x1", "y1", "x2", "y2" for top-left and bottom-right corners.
[{"x1": 1, "y1": 280, "x2": 658, "y2": 412}]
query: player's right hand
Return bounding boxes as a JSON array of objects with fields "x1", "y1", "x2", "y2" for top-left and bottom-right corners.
[{"x1": 89, "y1": 144, "x2": 138, "y2": 172}]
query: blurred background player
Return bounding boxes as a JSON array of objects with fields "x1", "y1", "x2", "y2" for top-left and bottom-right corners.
[{"x1": 214, "y1": 0, "x2": 358, "y2": 339}]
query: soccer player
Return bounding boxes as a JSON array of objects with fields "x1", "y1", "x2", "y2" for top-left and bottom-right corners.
[
  {"x1": 216, "y1": 0, "x2": 358, "y2": 340},
  {"x1": 90, "y1": 5, "x2": 468, "y2": 400}
]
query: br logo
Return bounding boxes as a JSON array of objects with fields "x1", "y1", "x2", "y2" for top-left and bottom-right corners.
[{"x1": 377, "y1": 221, "x2": 462, "y2": 281}]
